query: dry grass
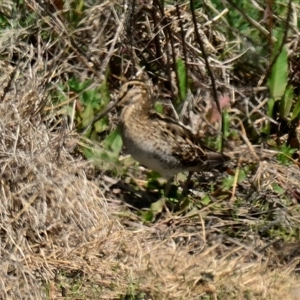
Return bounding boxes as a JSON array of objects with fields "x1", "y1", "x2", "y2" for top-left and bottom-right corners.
[{"x1": 0, "y1": 0, "x2": 300, "y2": 299}]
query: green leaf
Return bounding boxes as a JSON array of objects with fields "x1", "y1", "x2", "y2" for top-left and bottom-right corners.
[
  {"x1": 146, "y1": 178, "x2": 161, "y2": 190},
  {"x1": 82, "y1": 146, "x2": 120, "y2": 169},
  {"x1": 81, "y1": 102, "x2": 94, "y2": 127},
  {"x1": 223, "y1": 110, "x2": 230, "y2": 138},
  {"x1": 97, "y1": 151, "x2": 120, "y2": 164},
  {"x1": 267, "y1": 44, "x2": 288, "y2": 101},
  {"x1": 68, "y1": 78, "x2": 92, "y2": 93},
  {"x1": 154, "y1": 102, "x2": 163, "y2": 114},
  {"x1": 82, "y1": 127, "x2": 123, "y2": 170},
  {"x1": 150, "y1": 198, "x2": 164, "y2": 214},
  {"x1": 89, "y1": 129, "x2": 99, "y2": 141},
  {"x1": 276, "y1": 143, "x2": 296, "y2": 165},
  {"x1": 146, "y1": 171, "x2": 161, "y2": 180},
  {"x1": 176, "y1": 58, "x2": 187, "y2": 103},
  {"x1": 179, "y1": 197, "x2": 192, "y2": 211},
  {"x1": 81, "y1": 89, "x2": 101, "y2": 108},
  {"x1": 201, "y1": 195, "x2": 211, "y2": 205},
  {"x1": 121, "y1": 155, "x2": 136, "y2": 168},
  {"x1": 103, "y1": 127, "x2": 123, "y2": 157},
  {"x1": 94, "y1": 116, "x2": 109, "y2": 133},
  {"x1": 280, "y1": 86, "x2": 294, "y2": 119},
  {"x1": 99, "y1": 79, "x2": 110, "y2": 108},
  {"x1": 142, "y1": 211, "x2": 154, "y2": 222},
  {"x1": 291, "y1": 96, "x2": 300, "y2": 121},
  {"x1": 267, "y1": 98, "x2": 275, "y2": 117},
  {"x1": 272, "y1": 183, "x2": 284, "y2": 194},
  {"x1": 222, "y1": 169, "x2": 247, "y2": 190},
  {"x1": 263, "y1": 98, "x2": 275, "y2": 135},
  {"x1": 82, "y1": 147, "x2": 94, "y2": 160}
]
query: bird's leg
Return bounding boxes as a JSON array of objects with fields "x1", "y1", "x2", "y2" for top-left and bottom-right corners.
[
  {"x1": 162, "y1": 177, "x2": 173, "y2": 216},
  {"x1": 179, "y1": 172, "x2": 193, "y2": 201},
  {"x1": 164, "y1": 177, "x2": 173, "y2": 198}
]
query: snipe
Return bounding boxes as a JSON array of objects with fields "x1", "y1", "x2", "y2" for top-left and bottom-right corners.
[{"x1": 118, "y1": 80, "x2": 229, "y2": 180}]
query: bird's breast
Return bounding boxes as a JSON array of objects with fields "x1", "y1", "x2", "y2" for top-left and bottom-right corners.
[{"x1": 120, "y1": 121, "x2": 183, "y2": 178}]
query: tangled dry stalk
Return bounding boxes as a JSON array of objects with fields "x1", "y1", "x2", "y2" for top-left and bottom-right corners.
[{"x1": 0, "y1": 0, "x2": 300, "y2": 299}]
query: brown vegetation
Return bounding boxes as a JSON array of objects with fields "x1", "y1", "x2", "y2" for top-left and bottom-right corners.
[{"x1": 0, "y1": 0, "x2": 300, "y2": 299}]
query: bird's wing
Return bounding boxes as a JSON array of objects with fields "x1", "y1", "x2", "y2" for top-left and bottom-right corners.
[{"x1": 149, "y1": 111, "x2": 227, "y2": 169}]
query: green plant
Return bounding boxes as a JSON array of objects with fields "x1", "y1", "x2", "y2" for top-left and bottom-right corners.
[
  {"x1": 176, "y1": 58, "x2": 187, "y2": 105},
  {"x1": 276, "y1": 143, "x2": 296, "y2": 165},
  {"x1": 222, "y1": 168, "x2": 248, "y2": 190},
  {"x1": 265, "y1": 31, "x2": 300, "y2": 148},
  {"x1": 266, "y1": 39, "x2": 288, "y2": 130},
  {"x1": 53, "y1": 76, "x2": 124, "y2": 171}
]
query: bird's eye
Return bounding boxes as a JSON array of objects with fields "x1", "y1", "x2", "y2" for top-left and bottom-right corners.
[{"x1": 127, "y1": 83, "x2": 134, "y2": 89}]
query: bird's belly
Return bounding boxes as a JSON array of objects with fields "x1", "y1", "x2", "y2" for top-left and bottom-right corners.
[{"x1": 122, "y1": 134, "x2": 181, "y2": 178}]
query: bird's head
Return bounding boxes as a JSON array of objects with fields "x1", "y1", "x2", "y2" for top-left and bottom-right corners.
[{"x1": 118, "y1": 80, "x2": 150, "y2": 107}]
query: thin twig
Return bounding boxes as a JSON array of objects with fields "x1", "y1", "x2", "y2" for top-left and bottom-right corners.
[
  {"x1": 98, "y1": 1, "x2": 128, "y2": 77},
  {"x1": 176, "y1": 4, "x2": 189, "y2": 95},
  {"x1": 190, "y1": 0, "x2": 225, "y2": 150},
  {"x1": 81, "y1": 98, "x2": 119, "y2": 134},
  {"x1": 225, "y1": 0, "x2": 275, "y2": 41},
  {"x1": 127, "y1": 0, "x2": 136, "y2": 72},
  {"x1": 259, "y1": 0, "x2": 292, "y2": 86},
  {"x1": 152, "y1": 0, "x2": 177, "y2": 102}
]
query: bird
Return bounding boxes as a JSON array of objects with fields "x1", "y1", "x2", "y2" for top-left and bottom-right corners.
[{"x1": 117, "y1": 80, "x2": 229, "y2": 182}]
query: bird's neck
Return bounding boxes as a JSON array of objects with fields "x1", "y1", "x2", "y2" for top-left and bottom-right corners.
[{"x1": 121, "y1": 95, "x2": 153, "y2": 122}]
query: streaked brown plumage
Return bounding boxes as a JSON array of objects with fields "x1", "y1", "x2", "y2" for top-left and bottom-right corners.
[{"x1": 118, "y1": 80, "x2": 229, "y2": 179}]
